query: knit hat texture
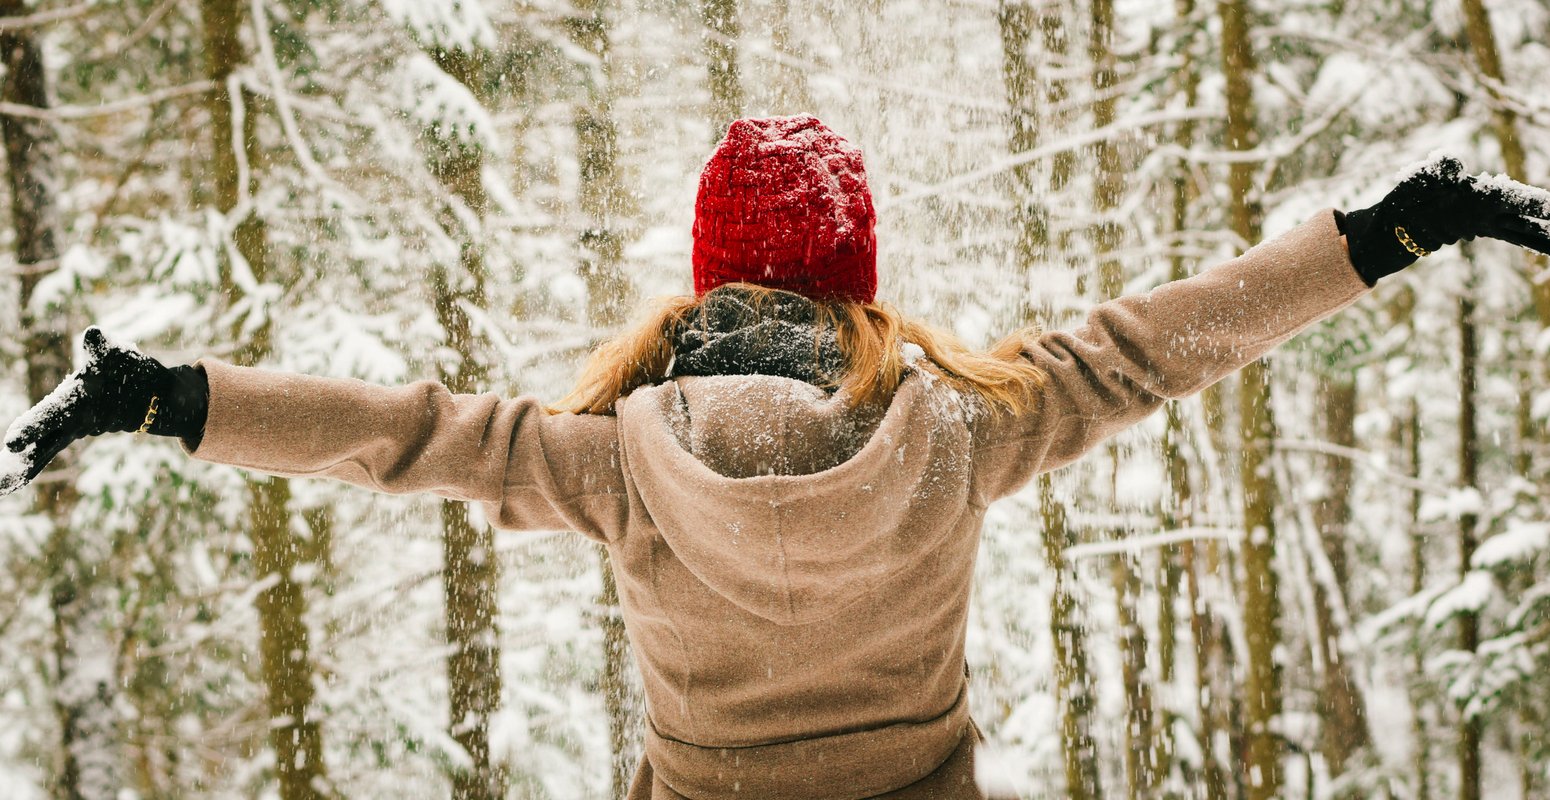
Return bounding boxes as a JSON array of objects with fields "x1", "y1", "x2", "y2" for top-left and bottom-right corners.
[{"x1": 692, "y1": 115, "x2": 878, "y2": 303}]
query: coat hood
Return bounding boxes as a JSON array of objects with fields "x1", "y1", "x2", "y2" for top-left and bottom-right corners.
[{"x1": 616, "y1": 372, "x2": 974, "y2": 626}]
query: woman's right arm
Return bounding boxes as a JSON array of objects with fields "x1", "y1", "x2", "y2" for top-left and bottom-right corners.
[
  {"x1": 2, "y1": 333, "x2": 628, "y2": 542},
  {"x1": 189, "y1": 360, "x2": 629, "y2": 541}
]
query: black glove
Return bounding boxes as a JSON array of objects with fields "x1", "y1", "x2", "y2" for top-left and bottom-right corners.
[
  {"x1": 1337, "y1": 155, "x2": 1550, "y2": 285},
  {"x1": 1, "y1": 327, "x2": 208, "y2": 496}
]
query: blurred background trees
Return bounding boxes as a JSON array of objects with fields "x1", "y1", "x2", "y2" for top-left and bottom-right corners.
[{"x1": 0, "y1": 0, "x2": 1548, "y2": 797}]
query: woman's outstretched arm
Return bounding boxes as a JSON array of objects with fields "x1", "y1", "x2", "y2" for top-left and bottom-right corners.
[
  {"x1": 2, "y1": 333, "x2": 629, "y2": 542},
  {"x1": 972, "y1": 157, "x2": 1550, "y2": 502}
]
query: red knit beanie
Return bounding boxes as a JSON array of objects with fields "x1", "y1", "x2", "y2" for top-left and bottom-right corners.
[{"x1": 692, "y1": 115, "x2": 878, "y2": 303}]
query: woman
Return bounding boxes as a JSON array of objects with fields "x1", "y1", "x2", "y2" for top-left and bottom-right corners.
[{"x1": 4, "y1": 115, "x2": 1549, "y2": 799}]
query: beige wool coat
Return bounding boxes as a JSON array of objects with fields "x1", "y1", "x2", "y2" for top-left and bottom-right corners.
[{"x1": 188, "y1": 211, "x2": 1370, "y2": 799}]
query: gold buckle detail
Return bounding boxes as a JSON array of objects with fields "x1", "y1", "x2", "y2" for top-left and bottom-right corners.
[
  {"x1": 137, "y1": 395, "x2": 160, "y2": 434},
  {"x1": 1394, "y1": 226, "x2": 1431, "y2": 258}
]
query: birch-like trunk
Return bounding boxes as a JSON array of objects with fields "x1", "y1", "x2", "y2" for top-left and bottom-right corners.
[
  {"x1": 0, "y1": 7, "x2": 124, "y2": 797},
  {"x1": 200, "y1": 1, "x2": 325, "y2": 797}
]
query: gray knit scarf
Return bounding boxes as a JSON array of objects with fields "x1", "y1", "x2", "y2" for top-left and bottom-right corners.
[{"x1": 668, "y1": 287, "x2": 845, "y2": 388}]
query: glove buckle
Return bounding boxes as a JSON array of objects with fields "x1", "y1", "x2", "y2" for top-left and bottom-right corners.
[
  {"x1": 1394, "y1": 226, "x2": 1431, "y2": 258},
  {"x1": 137, "y1": 396, "x2": 160, "y2": 435}
]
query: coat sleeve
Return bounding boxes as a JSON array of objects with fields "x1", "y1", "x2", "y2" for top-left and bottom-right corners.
[
  {"x1": 971, "y1": 209, "x2": 1372, "y2": 502},
  {"x1": 186, "y1": 360, "x2": 629, "y2": 542}
]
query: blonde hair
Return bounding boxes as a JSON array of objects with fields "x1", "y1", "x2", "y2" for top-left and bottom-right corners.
[{"x1": 551, "y1": 283, "x2": 1046, "y2": 416}]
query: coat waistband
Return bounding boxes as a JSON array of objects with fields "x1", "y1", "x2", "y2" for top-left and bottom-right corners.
[{"x1": 643, "y1": 685, "x2": 971, "y2": 800}]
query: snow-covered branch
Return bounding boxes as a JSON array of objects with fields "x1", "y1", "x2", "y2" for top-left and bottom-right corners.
[
  {"x1": 882, "y1": 107, "x2": 1221, "y2": 208},
  {"x1": 1065, "y1": 526, "x2": 1243, "y2": 560},
  {"x1": 0, "y1": 80, "x2": 216, "y2": 120}
]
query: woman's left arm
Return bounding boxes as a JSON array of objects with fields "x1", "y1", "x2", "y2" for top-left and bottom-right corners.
[
  {"x1": 971, "y1": 157, "x2": 1550, "y2": 502},
  {"x1": 970, "y1": 209, "x2": 1369, "y2": 501}
]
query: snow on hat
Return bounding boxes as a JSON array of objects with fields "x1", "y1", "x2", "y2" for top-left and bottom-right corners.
[{"x1": 692, "y1": 115, "x2": 878, "y2": 303}]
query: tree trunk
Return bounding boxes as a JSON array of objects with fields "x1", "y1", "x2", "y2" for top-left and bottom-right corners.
[
  {"x1": 998, "y1": 0, "x2": 1046, "y2": 296},
  {"x1": 1087, "y1": 0, "x2": 1122, "y2": 302},
  {"x1": 570, "y1": 0, "x2": 631, "y2": 331},
  {"x1": 1381, "y1": 281, "x2": 1431, "y2": 798},
  {"x1": 1113, "y1": 554, "x2": 1159, "y2": 798},
  {"x1": 567, "y1": 2, "x2": 638, "y2": 794},
  {"x1": 768, "y1": 0, "x2": 814, "y2": 113},
  {"x1": 1407, "y1": 397, "x2": 1430, "y2": 800},
  {"x1": 1458, "y1": 0, "x2": 1525, "y2": 180},
  {"x1": 1162, "y1": 4, "x2": 1209, "y2": 791},
  {"x1": 1184, "y1": 542, "x2": 1234, "y2": 800},
  {"x1": 1, "y1": 8, "x2": 124, "y2": 797},
  {"x1": 702, "y1": 0, "x2": 743, "y2": 137},
  {"x1": 420, "y1": 44, "x2": 507, "y2": 800},
  {"x1": 1312, "y1": 377, "x2": 1371, "y2": 778},
  {"x1": 200, "y1": 1, "x2": 326, "y2": 798},
  {"x1": 247, "y1": 477, "x2": 325, "y2": 800},
  {"x1": 1089, "y1": 0, "x2": 1158, "y2": 791},
  {"x1": 1189, "y1": 2, "x2": 1245, "y2": 777},
  {"x1": 1458, "y1": 0, "x2": 1544, "y2": 508},
  {"x1": 998, "y1": 7, "x2": 1101, "y2": 796},
  {"x1": 1456, "y1": 271, "x2": 1482, "y2": 800},
  {"x1": 1217, "y1": 1, "x2": 1282, "y2": 797},
  {"x1": 596, "y1": 564, "x2": 636, "y2": 796},
  {"x1": 1042, "y1": 476, "x2": 1105, "y2": 799}
]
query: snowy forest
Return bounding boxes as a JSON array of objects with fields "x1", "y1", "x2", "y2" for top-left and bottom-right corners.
[{"x1": 0, "y1": 0, "x2": 1548, "y2": 798}]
